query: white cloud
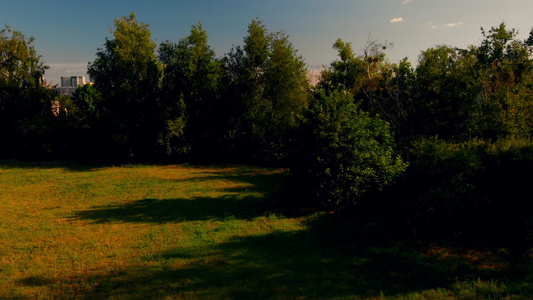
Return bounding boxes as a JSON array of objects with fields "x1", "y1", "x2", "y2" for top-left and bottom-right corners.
[
  {"x1": 446, "y1": 22, "x2": 464, "y2": 27},
  {"x1": 390, "y1": 17, "x2": 403, "y2": 23},
  {"x1": 401, "y1": 0, "x2": 412, "y2": 4},
  {"x1": 429, "y1": 21, "x2": 465, "y2": 29}
]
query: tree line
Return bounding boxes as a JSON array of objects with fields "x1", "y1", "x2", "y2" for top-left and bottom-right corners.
[{"x1": 2, "y1": 13, "x2": 533, "y2": 244}]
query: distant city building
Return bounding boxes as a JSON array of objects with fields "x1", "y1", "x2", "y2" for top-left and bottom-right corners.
[
  {"x1": 55, "y1": 76, "x2": 86, "y2": 96},
  {"x1": 61, "y1": 76, "x2": 85, "y2": 88}
]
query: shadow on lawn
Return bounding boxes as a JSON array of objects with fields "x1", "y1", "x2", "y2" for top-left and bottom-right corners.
[
  {"x1": 0, "y1": 159, "x2": 112, "y2": 172},
  {"x1": 72, "y1": 195, "x2": 281, "y2": 223},
  {"x1": 18, "y1": 213, "x2": 533, "y2": 299},
  {"x1": 73, "y1": 166, "x2": 292, "y2": 223}
]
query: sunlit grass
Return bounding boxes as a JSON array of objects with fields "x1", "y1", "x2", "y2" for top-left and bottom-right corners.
[
  {"x1": 0, "y1": 160, "x2": 532, "y2": 299},
  {"x1": 0, "y1": 161, "x2": 305, "y2": 298}
]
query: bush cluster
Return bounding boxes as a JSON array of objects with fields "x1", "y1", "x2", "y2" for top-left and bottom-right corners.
[{"x1": 391, "y1": 138, "x2": 533, "y2": 245}]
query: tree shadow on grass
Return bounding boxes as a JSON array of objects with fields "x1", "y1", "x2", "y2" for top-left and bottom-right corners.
[
  {"x1": 0, "y1": 159, "x2": 116, "y2": 172},
  {"x1": 72, "y1": 195, "x2": 281, "y2": 223},
  {"x1": 18, "y1": 213, "x2": 533, "y2": 299},
  {"x1": 72, "y1": 167, "x2": 294, "y2": 223}
]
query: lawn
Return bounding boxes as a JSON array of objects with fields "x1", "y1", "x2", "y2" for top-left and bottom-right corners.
[{"x1": 0, "y1": 160, "x2": 532, "y2": 299}]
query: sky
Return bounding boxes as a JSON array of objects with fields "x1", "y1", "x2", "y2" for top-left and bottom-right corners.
[{"x1": 1, "y1": 0, "x2": 533, "y2": 85}]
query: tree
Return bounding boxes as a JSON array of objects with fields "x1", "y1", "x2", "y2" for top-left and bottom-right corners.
[
  {"x1": 473, "y1": 23, "x2": 533, "y2": 139},
  {"x1": 0, "y1": 25, "x2": 54, "y2": 158},
  {"x1": 262, "y1": 31, "x2": 309, "y2": 159},
  {"x1": 222, "y1": 19, "x2": 309, "y2": 163},
  {"x1": 88, "y1": 13, "x2": 162, "y2": 160},
  {"x1": 319, "y1": 38, "x2": 414, "y2": 141},
  {"x1": 158, "y1": 22, "x2": 222, "y2": 160},
  {"x1": 0, "y1": 26, "x2": 47, "y2": 88},
  {"x1": 411, "y1": 45, "x2": 481, "y2": 140},
  {"x1": 221, "y1": 19, "x2": 270, "y2": 162},
  {"x1": 318, "y1": 39, "x2": 366, "y2": 95}
]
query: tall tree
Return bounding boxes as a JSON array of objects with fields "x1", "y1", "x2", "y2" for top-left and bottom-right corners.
[
  {"x1": 223, "y1": 19, "x2": 309, "y2": 163},
  {"x1": 262, "y1": 31, "x2": 309, "y2": 159},
  {"x1": 412, "y1": 45, "x2": 480, "y2": 140},
  {"x1": 474, "y1": 23, "x2": 533, "y2": 139},
  {"x1": 319, "y1": 38, "x2": 414, "y2": 140},
  {"x1": 88, "y1": 13, "x2": 162, "y2": 159},
  {"x1": 0, "y1": 25, "x2": 53, "y2": 158},
  {"x1": 158, "y1": 22, "x2": 222, "y2": 160}
]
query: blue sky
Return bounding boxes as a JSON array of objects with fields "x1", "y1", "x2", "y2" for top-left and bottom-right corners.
[{"x1": 1, "y1": 0, "x2": 532, "y2": 85}]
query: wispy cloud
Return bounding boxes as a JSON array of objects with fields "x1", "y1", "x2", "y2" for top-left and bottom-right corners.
[
  {"x1": 446, "y1": 22, "x2": 464, "y2": 27},
  {"x1": 427, "y1": 22, "x2": 438, "y2": 29},
  {"x1": 48, "y1": 62, "x2": 88, "y2": 74},
  {"x1": 401, "y1": 0, "x2": 412, "y2": 4},
  {"x1": 429, "y1": 21, "x2": 464, "y2": 29},
  {"x1": 48, "y1": 62, "x2": 87, "y2": 70},
  {"x1": 390, "y1": 17, "x2": 403, "y2": 23}
]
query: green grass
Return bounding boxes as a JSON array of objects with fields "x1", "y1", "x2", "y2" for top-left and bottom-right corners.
[{"x1": 0, "y1": 160, "x2": 532, "y2": 299}]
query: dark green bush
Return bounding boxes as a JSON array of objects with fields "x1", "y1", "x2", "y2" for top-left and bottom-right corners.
[
  {"x1": 291, "y1": 91, "x2": 407, "y2": 208},
  {"x1": 395, "y1": 137, "x2": 533, "y2": 246},
  {"x1": 397, "y1": 138, "x2": 488, "y2": 237},
  {"x1": 482, "y1": 139, "x2": 533, "y2": 245}
]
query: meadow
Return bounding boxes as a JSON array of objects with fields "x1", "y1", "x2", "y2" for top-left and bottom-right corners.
[{"x1": 1, "y1": 160, "x2": 532, "y2": 299}]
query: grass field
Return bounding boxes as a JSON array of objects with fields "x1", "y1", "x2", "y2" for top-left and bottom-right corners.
[{"x1": 1, "y1": 160, "x2": 532, "y2": 299}]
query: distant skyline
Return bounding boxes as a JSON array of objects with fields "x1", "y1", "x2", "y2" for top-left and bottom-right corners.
[{"x1": 2, "y1": 0, "x2": 533, "y2": 84}]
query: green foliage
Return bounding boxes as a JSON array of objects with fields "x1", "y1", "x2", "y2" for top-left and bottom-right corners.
[
  {"x1": 320, "y1": 38, "x2": 415, "y2": 141},
  {"x1": 411, "y1": 45, "x2": 481, "y2": 140},
  {"x1": 292, "y1": 91, "x2": 407, "y2": 208},
  {"x1": 87, "y1": 13, "x2": 163, "y2": 160},
  {"x1": 321, "y1": 23, "x2": 533, "y2": 144},
  {"x1": 264, "y1": 31, "x2": 309, "y2": 129},
  {"x1": 222, "y1": 19, "x2": 309, "y2": 163},
  {"x1": 395, "y1": 137, "x2": 533, "y2": 245},
  {"x1": 473, "y1": 23, "x2": 533, "y2": 140},
  {"x1": 405, "y1": 23, "x2": 533, "y2": 141},
  {"x1": 0, "y1": 25, "x2": 47, "y2": 88},
  {"x1": 50, "y1": 83, "x2": 107, "y2": 159},
  {"x1": 71, "y1": 83, "x2": 102, "y2": 124},
  {"x1": 158, "y1": 22, "x2": 222, "y2": 160},
  {"x1": 0, "y1": 25, "x2": 55, "y2": 158},
  {"x1": 397, "y1": 138, "x2": 487, "y2": 237}
]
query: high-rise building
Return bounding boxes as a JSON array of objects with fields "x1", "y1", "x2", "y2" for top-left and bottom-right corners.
[
  {"x1": 56, "y1": 76, "x2": 86, "y2": 96},
  {"x1": 71, "y1": 76, "x2": 85, "y2": 88},
  {"x1": 61, "y1": 76, "x2": 85, "y2": 88},
  {"x1": 60, "y1": 77, "x2": 70, "y2": 87}
]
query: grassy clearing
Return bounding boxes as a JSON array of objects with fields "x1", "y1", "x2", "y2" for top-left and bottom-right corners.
[{"x1": 0, "y1": 160, "x2": 532, "y2": 299}]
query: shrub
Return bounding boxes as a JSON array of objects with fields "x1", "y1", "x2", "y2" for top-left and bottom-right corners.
[
  {"x1": 396, "y1": 137, "x2": 533, "y2": 245},
  {"x1": 396, "y1": 137, "x2": 488, "y2": 237},
  {"x1": 291, "y1": 91, "x2": 407, "y2": 209}
]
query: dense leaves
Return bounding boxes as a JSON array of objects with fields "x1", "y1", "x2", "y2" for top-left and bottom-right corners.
[
  {"x1": 158, "y1": 22, "x2": 222, "y2": 160},
  {"x1": 222, "y1": 20, "x2": 309, "y2": 163},
  {"x1": 87, "y1": 13, "x2": 163, "y2": 160},
  {"x1": 392, "y1": 137, "x2": 533, "y2": 244},
  {"x1": 0, "y1": 25, "x2": 54, "y2": 158},
  {"x1": 292, "y1": 91, "x2": 406, "y2": 208}
]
